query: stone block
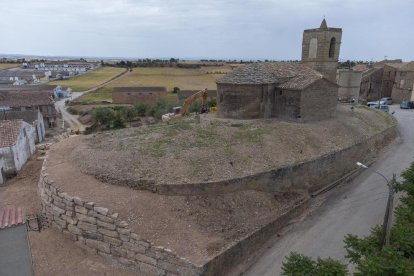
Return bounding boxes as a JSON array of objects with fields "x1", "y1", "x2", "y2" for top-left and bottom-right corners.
[
  {"x1": 51, "y1": 204, "x2": 66, "y2": 216},
  {"x1": 62, "y1": 214, "x2": 78, "y2": 225},
  {"x1": 85, "y1": 239, "x2": 110, "y2": 254},
  {"x1": 73, "y1": 196, "x2": 83, "y2": 205},
  {"x1": 119, "y1": 257, "x2": 136, "y2": 266},
  {"x1": 83, "y1": 231, "x2": 103, "y2": 241},
  {"x1": 135, "y1": 253, "x2": 157, "y2": 266},
  {"x1": 88, "y1": 211, "x2": 114, "y2": 223},
  {"x1": 122, "y1": 241, "x2": 146, "y2": 253},
  {"x1": 63, "y1": 199, "x2": 74, "y2": 207},
  {"x1": 120, "y1": 234, "x2": 130, "y2": 242},
  {"x1": 66, "y1": 210, "x2": 74, "y2": 217},
  {"x1": 53, "y1": 216, "x2": 67, "y2": 228},
  {"x1": 103, "y1": 236, "x2": 122, "y2": 246},
  {"x1": 75, "y1": 205, "x2": 88, "y2": 215},
  {"x1": 112, "y1": 247, "x2": 127, "y2": 258},
  {"x1": 94, "y1": 206, "x2": 109, "y2": 216},
  {"x1": 98, "y1": 228, "x2": 118, "y2": 238},
  {"x1": 136, "y1": 240, "x2": 150, "y2": 248},
  {"x1": 117, "y1": 227, "x2": 131, "y2": 235},
  {"x1": 77, "y1": 221, "x2": 97, "y2": 232},
  {"x1": 97, "y1": 251, "x2": 112, "y2": 261},
  {"x1": 126, "y1": 250, "x2": 136, "y2": 259},
  {"x1": 139, "y1": 262, "x2": 165, "y2": 276},
  {"x1": 130, "y1": 233, "x2": 141, "y2": 241},
  {"x1": 85, "y1": 202, "x2": 95, "y2": 210},
  {"x1": 68, "y1": 224, "x2": 82, "y2": 235},
  {"x1": 53, "y1": 200, "x2": 66, "y2": 210},
  {"x1": 97, "y1": 220, "x2": 116, "y2": 230},
  {"x1": 109, "y1": 213, "x2": 119, "y2": 219},
  {"x1": 117, "y1": 221, "x2": 129, "y2": 228},
  {"x1": 77, "y1": 214, "x2": 97, "y2": 224}
]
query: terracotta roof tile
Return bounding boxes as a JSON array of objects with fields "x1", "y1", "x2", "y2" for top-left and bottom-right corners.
[
  {"x1": 217, "y1": 62, "x2": 325, "y2": 90},
  {"x1": 0, "y1": 91, "x2": 54, "y2": 108},
  {"x1": 0, "y1": 120, "x2": 23, "y2": 147},
  {"x1": 0, "y1": 207, "x2": 25, "y2": 229}
]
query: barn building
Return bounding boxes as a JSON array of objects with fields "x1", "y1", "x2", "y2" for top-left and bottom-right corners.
[{"x1": 112, "y1": 87, "x2": 167, "y2": 104}]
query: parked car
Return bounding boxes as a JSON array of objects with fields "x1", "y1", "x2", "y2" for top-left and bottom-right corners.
[
  {"x1": 380, "y1": 97, "x2": 393, "y2": 105},
  {"x1": 400, "y1": 101, "x2": 414, "y2": 109},
  {"x1": 367, "y1": 100, "x2": 385, "y2": 107},
  {"x1": 370, "y1": 104, "x2": 389, "y2": 113}
]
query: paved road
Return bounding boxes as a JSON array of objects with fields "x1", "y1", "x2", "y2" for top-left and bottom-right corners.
[
  {"x1": 55, "y1": 92, "x2": 85, "y2": 130},
  {"x1": 55, "y1": 68, "x2": 129, "y2": 130},
  {"x1": 245, "y1": 106, "x2": 414, "y2": 275}
]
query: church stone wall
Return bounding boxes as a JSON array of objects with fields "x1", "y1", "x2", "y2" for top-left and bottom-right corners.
[
  {"x1": 217, "y1": 84, "x2": 264, "y2": 119},
  {"x1": 300, "y1": 79, "x2": 337, "y2": 121}
]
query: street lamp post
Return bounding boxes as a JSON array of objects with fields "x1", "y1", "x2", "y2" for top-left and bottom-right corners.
[{"x1": 356, "y1": 162, "x2": 395, "y2": 249}]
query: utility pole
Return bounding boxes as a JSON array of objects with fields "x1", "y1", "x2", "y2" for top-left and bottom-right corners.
[{"x1": 381, "y1": 173, "x2": 396, "y2": 249}]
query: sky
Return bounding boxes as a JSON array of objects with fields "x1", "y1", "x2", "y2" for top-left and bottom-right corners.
[{"x1": 1, "y1": 0, "x2": 413, "y2": 61}]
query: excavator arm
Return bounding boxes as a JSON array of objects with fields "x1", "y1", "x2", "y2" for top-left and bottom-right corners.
[{"x1": 180, "y1": 88, "x2": 208, "y2": 116}]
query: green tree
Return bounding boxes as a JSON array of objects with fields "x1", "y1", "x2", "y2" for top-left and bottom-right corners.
[
  {"x1": 92, "y1": 107, "x2": 114, "y2": 128},
  {"x1": 283, "y1": 162, "x2": 414, "y2": 275},
  {"x1": 121, "y1": 106, "x2": 137, "y2": 126},
  {"x1": 282, "y1": 253, "x2": 347, "y2": 276}
]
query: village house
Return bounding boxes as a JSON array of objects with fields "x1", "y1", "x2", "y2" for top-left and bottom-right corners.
[
  {"x1": 0, "y1": 120, "x2": 36, "y2": 180},
  {"x1": 356, "y1": 60, "x2": 405, "y2": 103},
  {"x1": 337, "y1": 69, "x2": 362, "y2": 102},
  {"x1": 216, "y1": 19, "x2": 340, "y2": 122},
  {"x1": 391, "y1": 61, "x2": 414, "y2": 103},
  {"x1": 0, "y1": 91, "x2": 56, "y2": 127},
  {"x1": 0, "y1": 110, "x2": 45, "y2": 143},
  {"x1": 112, "y1": 87, "x2": 167, "y2": 104}
]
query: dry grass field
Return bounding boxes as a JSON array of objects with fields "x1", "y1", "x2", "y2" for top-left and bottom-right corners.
[
  {"x1": 48, "y1": 66, "x2": 125, "y2": 91},
  {"x1": 77, "y1": 67, "x2": 228, "y2": 103},
  {"x1": 0, "y1": 63, "x2": 19, "y2": 70}
]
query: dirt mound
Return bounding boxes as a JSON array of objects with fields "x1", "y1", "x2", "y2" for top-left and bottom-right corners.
[{"x1": 70, "y1": 105, "x2": 395, "y2": 186}]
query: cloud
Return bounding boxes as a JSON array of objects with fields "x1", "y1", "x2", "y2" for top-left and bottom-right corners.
[{"x1": 0, "y1": 0, "x2": 413, "y2": 60}]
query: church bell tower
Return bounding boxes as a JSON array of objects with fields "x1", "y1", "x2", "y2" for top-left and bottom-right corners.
[{"x1": 301, "y1": 19, "x2": 342, "y2": 83}]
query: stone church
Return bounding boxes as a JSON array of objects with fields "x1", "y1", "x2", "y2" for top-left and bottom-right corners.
[{"x1": 216, "y1": 19, "x2": 342, "y2": 122}]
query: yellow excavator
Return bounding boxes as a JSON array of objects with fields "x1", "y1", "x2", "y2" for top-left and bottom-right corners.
[{"x1": 162, "y1": 88, "x2": 209, "y2": 121}]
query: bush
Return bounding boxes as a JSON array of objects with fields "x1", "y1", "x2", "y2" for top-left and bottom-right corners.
[
  {"x1": 282, "y1": 253, "x2": 347, "y2": 276},
  {"x1": 92, "y1": 107, "x2": 115, "y2": 128},
  {"x1": 134, "y1": 102, "x2": 148, "y2": 117},
  {"x1": 173, "y1": 87, "x2": 180, "y2": 94},
  {"x1": 66, "y1": 106, "x2": 78, "y2": 115},
  {"x1": 113, "y1": 112, "x2": 126, "y2": 129}
]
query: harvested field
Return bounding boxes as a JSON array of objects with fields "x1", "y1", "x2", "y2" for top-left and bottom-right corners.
[
  {"x1": 79, "y1": 67, "x2": 226, "y2": 102},
  {"x1": 0, "y1": 63, "x2": 19, "y2": 70},
  {"x1": 45, "y1": 104, "x2": 395, "y2": 265},
  {"x1": 49, "y1": 66, "x2": 125, "y2": 92},
  {"x1": 70, "y1": 105, "x2": 395, "y2": 185}
]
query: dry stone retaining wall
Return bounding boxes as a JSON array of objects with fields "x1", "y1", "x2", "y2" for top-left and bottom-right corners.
[{"x1": 38, "y1": 167, "x2": 203, "y2": 276}]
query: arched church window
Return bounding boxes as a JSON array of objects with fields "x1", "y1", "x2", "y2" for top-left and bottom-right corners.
[
  {"x1": 329, "y1": 37, "x2": 336, "y2": 58},
  {"x1": 309, "y1": 38, "x2": 317, "y2": 58}
]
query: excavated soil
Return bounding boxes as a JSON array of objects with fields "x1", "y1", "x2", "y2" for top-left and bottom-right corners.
[{"x1": 45, "y1": 105, "x2": 395, "y2": 265}]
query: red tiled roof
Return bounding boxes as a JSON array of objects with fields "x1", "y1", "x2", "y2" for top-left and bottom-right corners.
[
  {"x1": 0, "y1": 91, "x2": 54, "y2": 108},
  {"x1": 0, "y1": 120, "x2": 23, "y2": 147},
  {"x1": 0, "y1": 207, "x2": 25, "y2": 229}
]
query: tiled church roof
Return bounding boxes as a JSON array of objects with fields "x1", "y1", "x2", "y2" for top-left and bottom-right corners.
[{"x1": 217, "y1": 62, "x2": 326, "y2": 90}]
